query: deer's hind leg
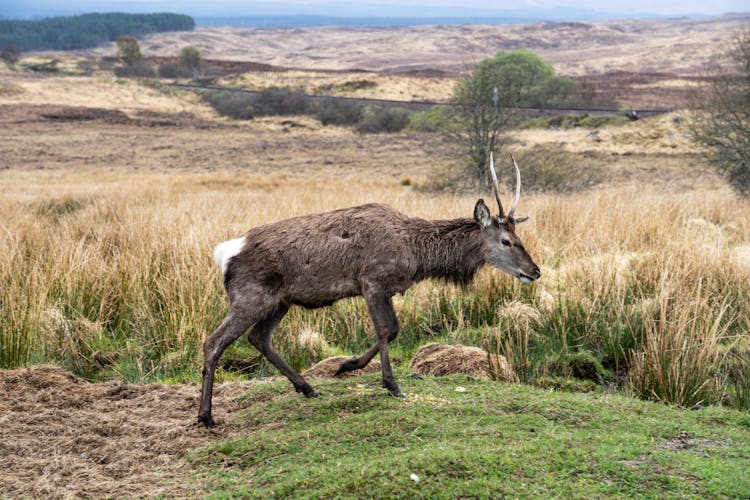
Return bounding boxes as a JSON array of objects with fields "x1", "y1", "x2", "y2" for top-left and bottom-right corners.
[
  {"x1": 247, "y1": 304, "x2": 319, "y2": 398},
  {"x1": 199, "y1": 307, "x2": 259, "y2": 427}
]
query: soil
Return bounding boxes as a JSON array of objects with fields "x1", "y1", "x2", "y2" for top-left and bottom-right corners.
[
  {"x1": 0, "y1": 102, "x2": 451, "y2": 178},
  {"x1": 0, "y1": 365, "x2": 249, "y2": 498}
]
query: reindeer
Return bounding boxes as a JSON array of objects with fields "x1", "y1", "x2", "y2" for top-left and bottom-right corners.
[{"x1": 199, "y1": 154, "x2": 540, "y2": 427}]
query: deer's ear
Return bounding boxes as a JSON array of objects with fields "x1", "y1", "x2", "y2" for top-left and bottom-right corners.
[{"x1": 474, "y1": 199, "x2": 492, "y2": 228}]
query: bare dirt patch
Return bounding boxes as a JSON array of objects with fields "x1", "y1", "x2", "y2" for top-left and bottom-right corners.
[
  {"x1": 39, "y1": 105, "x2": 132, "y2": 124},
  {"x1": 0, "y1": 102, "x2": 449, "y2": 178},
  {"x1": 659, "y1": 429, "x2": 730, "y2": 452},
  {"x1": 621, "y1": 430, "x2": 730, "y2": 469},
  {"x1": 0, "y1": 365, "x2": 252, "y2": 498}
]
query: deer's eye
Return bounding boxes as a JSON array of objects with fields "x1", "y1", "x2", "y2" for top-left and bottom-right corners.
[{"x1": 501, "y1": 239, "x2": 512, "y2": 247}]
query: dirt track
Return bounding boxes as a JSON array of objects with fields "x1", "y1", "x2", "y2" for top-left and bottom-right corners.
[{"x1": 0, "y1": 366, "x2": 251, "y2": 498}]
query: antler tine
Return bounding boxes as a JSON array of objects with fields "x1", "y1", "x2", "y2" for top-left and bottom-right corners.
[
  {"x1": 488, "y1": 152, "x2": 505, "y2": 218},
  {"x1": 508, "y1": 153, "x2": 522, "y2": 219}
]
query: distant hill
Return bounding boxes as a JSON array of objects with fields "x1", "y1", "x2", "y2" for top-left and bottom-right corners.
[
  {"x1": 0, "y1": 12, "x2": 195, "y2": 52},
  {"x1": 195, "y1": 15, "x2": 548, "y2": 28}
]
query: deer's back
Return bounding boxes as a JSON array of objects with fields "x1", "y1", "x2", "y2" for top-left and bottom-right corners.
[{"x1": 226, "y1": 203, "x2": 418, "y2": 307}]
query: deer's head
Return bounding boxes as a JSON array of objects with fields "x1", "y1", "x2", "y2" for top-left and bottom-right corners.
[{"x1": 474, "y1": 153, "x2": 541, "y2": 283}]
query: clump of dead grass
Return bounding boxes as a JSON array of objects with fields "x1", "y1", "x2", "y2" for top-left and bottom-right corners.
[
  {"x1": 303, "y1": 356, "x2": 381, "y2": 378},
  {"x1": 409, "y1": 342, "x2": 515, "y2": 382}
]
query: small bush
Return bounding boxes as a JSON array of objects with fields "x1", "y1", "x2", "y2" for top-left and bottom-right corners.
[
  {"x1": 408, "y1": 105, "x2": 456, "y2": 132},
  {"x1": 628, "y1": 290, "x2": 730, "y2": 408},
  {"x1": 22, "y1": 60, "x2": 60, "y2": 73},
  {"x1": 202, "y1": 90, "x2": 254, "y2": 119},
  {"x1": 357, "y1": 106, "x2": 410, "y2": 133},
  {"x1": 251, "y1": 87, "x2": 313, "y2": 116},
  {"x1": 577, "y1": 114, "x2": 630, "y2": 128},
  {"x1": 202, "y1": 88, "x2": 314, "y2": 119},
  {"x1": 177, "y1": 45, "x2": 203, "y2": 73},
  {"x1": 508, "y1": 146, "x2": 603, "y2": 193},
  {"x1": 157, "y1": 63, "x2": 190, "y2": 79},
  {"x1": 483, "y1": 301, "x2": 542, "y2": 384},
  {"x1": 1, "y1": 45, "x2": 21, "y2": 67},
  {"x1": 523, "y1": 113, "x2": 629, "y2": 130},
  {"x1": 314, "y1": 98, "x2": 362, "y2": 126},
  {"x1": 113, "y1": 60, "x2": 155, "y2": 78},
  {"x1": 116, "y1": 35, "x2": 142, "y2": 66}
]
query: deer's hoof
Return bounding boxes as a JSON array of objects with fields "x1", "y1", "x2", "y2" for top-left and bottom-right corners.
[
  {"x1": 198, "y1": 414, "x2": 216, "y2": 428},
  {"x1": 384, "y1": 384, "x2": 406, "y2": 398},
  {"x1": 297, "y1": 385, "x2": 320, "y2": 398}
]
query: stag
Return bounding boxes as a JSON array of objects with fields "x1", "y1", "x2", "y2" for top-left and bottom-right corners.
[{"x1": 199, "y1": 154, "x2": 540, "y2": 427}]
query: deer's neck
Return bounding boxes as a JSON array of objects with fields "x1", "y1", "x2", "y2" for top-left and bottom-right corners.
[{"x1": 411, "y1": 218, "x2": 485, "y2": 285}]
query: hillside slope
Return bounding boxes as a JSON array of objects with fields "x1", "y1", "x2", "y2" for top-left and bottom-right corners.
[
  {"x1": 82, "y1": 15, "x2": 750, "y2": 74},
  {"x1": 2, "y1": 366, "x2": 748, "y2": 497}
]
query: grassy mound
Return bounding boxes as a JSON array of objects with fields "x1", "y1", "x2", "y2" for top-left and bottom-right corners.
[{"x1": 190, "y1": 371, "x2": 750, "y2": 498}]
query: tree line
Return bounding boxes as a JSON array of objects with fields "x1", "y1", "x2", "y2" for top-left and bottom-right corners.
[{"x1": 0, "y1": 12, "x2": 195, "y2": 52}]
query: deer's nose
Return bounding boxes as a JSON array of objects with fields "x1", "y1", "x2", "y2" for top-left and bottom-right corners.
[{"x1": 531, "y1": 265, "x2": 541, "y2": 279}]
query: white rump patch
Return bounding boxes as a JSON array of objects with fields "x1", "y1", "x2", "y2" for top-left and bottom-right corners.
[{"x1": 213, "y1": 237, "x2": 246, "y2": 275}]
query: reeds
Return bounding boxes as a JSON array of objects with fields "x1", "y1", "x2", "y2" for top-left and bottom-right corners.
[{"x1": 1, "y1": 170, "x2": 748, "y2": 407}]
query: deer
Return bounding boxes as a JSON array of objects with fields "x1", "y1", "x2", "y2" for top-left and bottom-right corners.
[{"x1": 198, "y1": 153, "x2": 541, "y2": 427}]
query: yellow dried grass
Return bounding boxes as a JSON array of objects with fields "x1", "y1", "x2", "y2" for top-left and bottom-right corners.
[{"x1": 409, "y1": 343, "x2": 515, "y2": 382}]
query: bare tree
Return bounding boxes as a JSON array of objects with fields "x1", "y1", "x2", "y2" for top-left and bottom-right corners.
[
  {"x1": 116, "y1": 35, "x2": 142, "y2": 67},
  {"x1": 451, "y1": 51, "x2": 575, "y2": 189},
  {"x1": 451, "y1": 66, "x2": 517, "y2": 190},
  {"x1": 690, "y1": 27, "x2": 750, "y2": 195},
  {"x1": 0, "y1": 45, "x2": 21, "y2": 67},
  {"x1": 178, "y1": 45, "x2": 205, "y2": 79}
]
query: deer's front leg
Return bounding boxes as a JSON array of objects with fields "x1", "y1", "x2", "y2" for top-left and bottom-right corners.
[{"x1": 362, "y1": 286, "x2": 404, "y2": 398}]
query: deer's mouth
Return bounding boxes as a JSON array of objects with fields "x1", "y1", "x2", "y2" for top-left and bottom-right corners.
[{"x1": 518, "y1": 268, "x2": 541, "y2": 283}]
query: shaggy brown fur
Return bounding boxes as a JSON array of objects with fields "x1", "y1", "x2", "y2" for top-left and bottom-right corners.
[{"x1": 199, "y1": 200, "x2": 540, "y2": 427}]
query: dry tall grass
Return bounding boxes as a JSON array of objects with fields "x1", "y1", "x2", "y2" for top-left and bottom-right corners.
[{"x1": 1, "y1": 170, "x2": 748, "y2": 407}]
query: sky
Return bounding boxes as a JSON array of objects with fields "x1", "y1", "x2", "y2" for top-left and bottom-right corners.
[{"x1": 1, "y1": 0, "x2": 748, "y2": 19}]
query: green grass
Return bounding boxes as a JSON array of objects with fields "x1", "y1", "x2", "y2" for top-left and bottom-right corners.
[{"x1": 189, "y1": 371, "x2": 750, "y2": 498}]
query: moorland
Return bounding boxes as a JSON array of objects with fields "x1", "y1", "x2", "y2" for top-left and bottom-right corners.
[{"x1": 1, "y1": 14, "x2": 749, "y2": 497}]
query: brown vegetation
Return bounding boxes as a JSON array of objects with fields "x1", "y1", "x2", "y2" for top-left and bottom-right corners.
[
  {"x1": 1, "y1": 16, "x2": 749, "y2": 496},
  {"x1": 83, "y1": 17, "x2": 747, "y2": 76},
  {"x1": 409, "y1": 343, "x2": 516, "y2": 381},
  {"x1": 0, "y1": 365, "x2": 248, "y2": 498},
  {"x1": 304, "y1": 356, "x2": 381, "y2": 378}
]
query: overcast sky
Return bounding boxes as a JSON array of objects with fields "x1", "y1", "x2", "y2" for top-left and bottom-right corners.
[{"x1": 2, "y1": 0, "x2": 748, "y2": 19}]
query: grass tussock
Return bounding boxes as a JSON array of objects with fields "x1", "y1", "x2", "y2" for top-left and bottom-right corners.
[{"x1": 1, "y1": 171, "x2": 748, "y2": 409}]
